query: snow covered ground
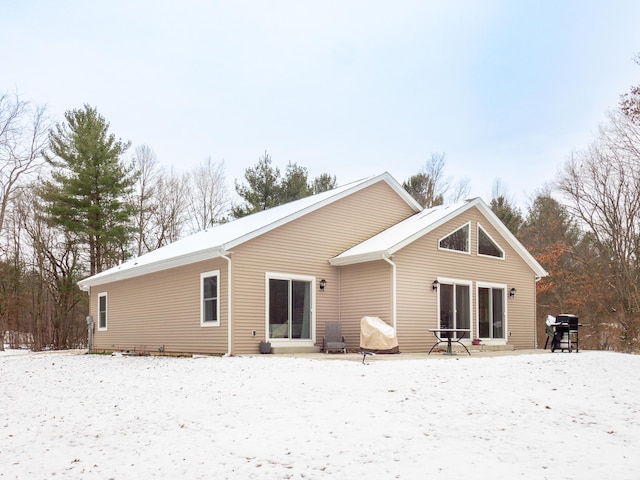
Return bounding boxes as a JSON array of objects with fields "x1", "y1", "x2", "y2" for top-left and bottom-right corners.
[{"x1": 1, "y1": 349, "x2": 639, "y2": 479}]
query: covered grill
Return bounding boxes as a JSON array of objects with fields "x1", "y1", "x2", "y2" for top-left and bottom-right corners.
[{"x1": 549, "y1": 314, "x2": 580, "y2": 353}]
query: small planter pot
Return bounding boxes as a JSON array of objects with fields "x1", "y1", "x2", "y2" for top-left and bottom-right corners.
[{"x1": 259, "y1": 341, "x2": 272, "y2": 354}]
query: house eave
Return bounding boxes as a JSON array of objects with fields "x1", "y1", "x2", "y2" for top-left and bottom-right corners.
[
  {"x1": 329, "y1": 251, "x2": 390, "y2": 266},
  {"x1": 77, "y1": 247, "x2": 227, "y2": 290}
]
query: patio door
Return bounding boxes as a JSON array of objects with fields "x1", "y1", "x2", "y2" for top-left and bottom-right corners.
[
  {"x1": 439, "y1": 281, "x2": 471, "y2": 333},
  {"x1": 268, "y1": 277, "x2": 312, "y2": 340},
  {"x1": 478, "y1": 286, "x2": 505, "y2": 339}
]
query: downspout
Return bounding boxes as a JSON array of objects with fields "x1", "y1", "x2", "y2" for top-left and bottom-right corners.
[
  {"x1": 221, "y1": 253, "x2": 232, "y2": 356},
  {"x1": 383, "y1": 255, "x2": 397, "y2": 329}
]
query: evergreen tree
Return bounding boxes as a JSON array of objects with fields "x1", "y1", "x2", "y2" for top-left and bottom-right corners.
[
  {"x1": 490, "y1": 195, "x2": 523, "y2": 235},
  {"x1": 41, "y1": 105, "x2": 136, "y2": 275},
  {"x1": 402, "y1": 172, "x2": 444, "y2": 208},
  {"x1": 232, "y1": 151, "x2": 336, "y2": 218},
  {"x1": 281, "y1": 162, "x2": 312, "y2": 203},
  {"x1": 402, "y1": 153, "x2": 450, "y2": 208},
  {"x1": 312, "y1": 173, "x2": 337, "y2": 194},
  {"x1": 232, "y1": 151, "x2": 281, "y2": 218}
]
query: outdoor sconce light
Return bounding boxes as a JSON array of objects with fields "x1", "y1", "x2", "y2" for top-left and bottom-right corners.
[
  {"x1": 432, "y1": 279, "x2": 439, "y2": 291},
  {"x1": 319, "y1": 279, "x2": 327, "y2": 291},
  {"x1": 510, "y1": 287, "x2": 517, "y2": 298}
]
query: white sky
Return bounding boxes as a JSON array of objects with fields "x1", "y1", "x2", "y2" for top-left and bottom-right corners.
[
  {"x1": 3, "y1": 0, "x2": 640, "y2": 209},
  {"x1": 2, "y1": 350, "x2": 640, "y2": 478}
]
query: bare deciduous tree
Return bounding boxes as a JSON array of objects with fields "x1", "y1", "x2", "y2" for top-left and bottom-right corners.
[
  {"x1": 130, "y1": 145, "x2": 162, "y2": 256},
  {"x1": 558, "y1": 110, "x2": 640, "y2": 352},
  {"x1": 186, "y1": 157, "x2": 230, "y2": 232},
  {"x1": 0, "y1": 91, "x2": 49, "y2": 240},
  {"x1": 0, "y1": 92, "x2": 49, "y2": 350},
  {"x1": 149, "y1": 167, "x2": 189, "y2": 248},
  {"x1": 15, "y1": 187, "x2": 87, "y2": 349},
  {"x1": 403, "y1": 152, "x2": 470, "y2": 207}
]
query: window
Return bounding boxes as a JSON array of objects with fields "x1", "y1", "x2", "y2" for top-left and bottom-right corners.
[
  {"x1": 478, "y1": 225, "x2": 504, "y2": 258},
  {"x1": 98, "y1": 292, "x2": 107, "y2": 330},
  {"x1": 478, "y1": 285, "x2": 506, "y2": 339},
  {"x1": 267, "y1": 274, "x2": 313, "y2": 341},
  {"x1": 439, "y1": 222, "x2": 470, "y2": 253},
  {"x1": 201, "y1": 270, "x2": 220, "y2": 326}
]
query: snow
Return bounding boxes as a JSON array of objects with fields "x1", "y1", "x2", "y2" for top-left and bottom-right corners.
[
  {"x1": 78, "y1": 174, "x2": 382, "y2": 290},
  {"x1": 2, "y1": 349, "x2": 639, "y2": 479}
]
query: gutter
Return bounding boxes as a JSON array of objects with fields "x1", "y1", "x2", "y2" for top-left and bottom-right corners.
[
  {"x1": 221, "y1": 253, "x2": 232, "y2": 356},
  {"x1": 382, "y1": 255, "x2": 397, "y2": 329}
]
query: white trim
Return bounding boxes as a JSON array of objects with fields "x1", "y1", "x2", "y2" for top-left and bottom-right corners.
[
  {"x1": 265, "y1": 272, "x2": 316, "y2": 344},
  {"x1": 437, "y1": 221, "x2": 471, "y2": 255},
  {"x1": 383, "y1": 256, "x2": 397, "y2": 329},
  {"x1": 477, "y1": 222, "x2": 505, "y2": 260},
  {"x1": 220, "y1": 255, "x2": 232, "y2": 355},
  {"x1": 475, "y1": 281, "x2": 508, "y2": 343},
  {"x1": 200, "y1": 269, "x2": 221, "y2": 327},
  {"x1": 97, "y1": 292, "x2": 108, "y2": 331}
]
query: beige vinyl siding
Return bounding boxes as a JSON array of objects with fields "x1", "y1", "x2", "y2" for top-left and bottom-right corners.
[
  {"x1": 338, "y1": 261, "x2": 393, "y2": 349},
  {"x1": 91, "y1": 257, "x2": 228, "y2": 355},
  {"x1": 230, "y1": 181, "x2": 415, "y2": 354},
  {"x1": 392, "y1": 206, "x2": 537, "y2": 351}
]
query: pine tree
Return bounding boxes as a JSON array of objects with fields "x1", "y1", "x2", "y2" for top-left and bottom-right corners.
[
  {"x1": 232, "y1": 151, "x2": 281, "y2": 218},
  {"x1": 41, "y1": 105, "x2": 136, "y2": 275}
]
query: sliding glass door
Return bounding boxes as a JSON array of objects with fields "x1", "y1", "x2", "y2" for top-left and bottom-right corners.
[
  {"x1": 478, "y1": 286, "x2": 505, "y2": 339},
  {"x1": 439, "y1": 281, "x2": 471, "y2": 332},
  {"x1": 269, "y1": 277, "x2": 312, "y2": 340}
]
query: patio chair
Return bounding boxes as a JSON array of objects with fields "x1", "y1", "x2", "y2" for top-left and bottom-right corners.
[{"x1": 323, "y1": 321, "x2": 346, "y2": 353}]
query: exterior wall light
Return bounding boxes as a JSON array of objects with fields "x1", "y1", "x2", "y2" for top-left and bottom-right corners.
[
  {"x1": 319, "y1": 279, "x2": 327, "y2": 290},
  {"x1": 432, "y1": 279, "x2": 439, "y2": 291},
  {"x1": 510, "y1": 287, "x2": 517, "y2": 298}
]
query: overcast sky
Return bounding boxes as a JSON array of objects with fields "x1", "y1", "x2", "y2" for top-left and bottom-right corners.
[{"x1": 3, "y1": 0, "x2": 639, "y2": 209}]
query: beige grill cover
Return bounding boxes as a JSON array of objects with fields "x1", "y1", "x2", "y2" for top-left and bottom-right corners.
[{"x1": 360, "y1": 316, "x2": 399, "y2": 352}]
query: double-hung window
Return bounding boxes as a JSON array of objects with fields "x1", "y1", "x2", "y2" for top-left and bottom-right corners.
[
  {"x1": 98, "y1": 292, "x2": 108, "y2": 331},
  {"x1": 201, "y1": 270, "x2": 220, "y2": 326}
]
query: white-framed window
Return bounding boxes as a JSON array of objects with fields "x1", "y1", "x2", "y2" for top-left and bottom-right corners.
[
  {"x1": 266, "y1": 272, "x2": 315, "y2": 343},
  {"x1": 438, "y1": 222, "x2": 470, "y2": 254},
  {"x1": 477, "y1": 223, "x2": 505, "y2": 259},
  {"x1": 476, "y1": 282, "x2": 507, "y2": 340},
  {"x1": 201, "y1": 270, "x2": 220, "y2": 327},
  {"x1": 98, "y1": 292, "x2": 108, "y2": 331}
]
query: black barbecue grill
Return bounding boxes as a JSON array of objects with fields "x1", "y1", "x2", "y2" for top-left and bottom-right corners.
[{"x1": 550, "y1": 314, "x2": 580, "y2": 353}]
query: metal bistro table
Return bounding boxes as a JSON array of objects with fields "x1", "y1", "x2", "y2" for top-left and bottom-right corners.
[{"x1": 428, "y1": 328, "x2": 471, "y2": 355}]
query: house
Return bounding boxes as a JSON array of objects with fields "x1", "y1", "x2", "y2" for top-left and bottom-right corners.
[{"x1": 78, "y1": 172, "x2": 547, "y2": 355}]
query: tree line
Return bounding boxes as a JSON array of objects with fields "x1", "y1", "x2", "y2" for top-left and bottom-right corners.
[
  {"x1": 1, "y1": 56, "x2": 639, "y2": 352},
  {"x1": 0, "y1": 99, "x2": 337, "y2": 350}
]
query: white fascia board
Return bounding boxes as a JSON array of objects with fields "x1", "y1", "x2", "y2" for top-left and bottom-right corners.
[
  {"x1": 384, "y1": 174, "x2": 423, "y2": 212},
  {"x1": 78, "y1": 247, "x2": 227, "y2": 289},
  {"x1": 329, "y1": 251, "x2": 390, "y2": 266}
]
